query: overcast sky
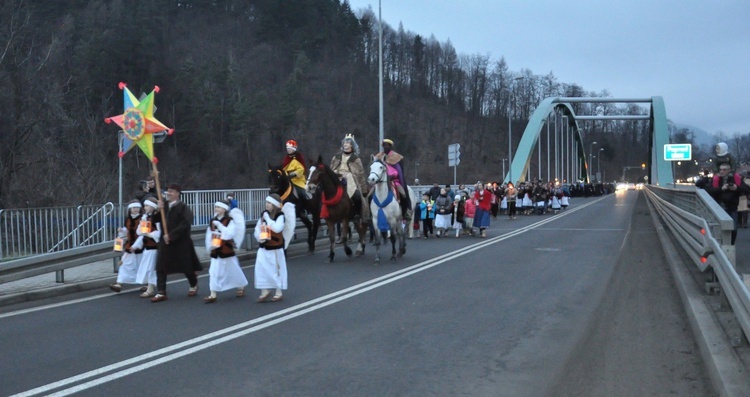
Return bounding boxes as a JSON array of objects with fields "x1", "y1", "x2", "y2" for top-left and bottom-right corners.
[{"x1": 346, "y1": 0, "x2": 750, "y2": 135}]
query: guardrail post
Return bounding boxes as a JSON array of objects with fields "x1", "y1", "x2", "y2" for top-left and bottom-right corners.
[
  {"x1": 0, "y1": 209, "x2": 4, "y2": 261},
  {"x1": 720, "y1": 231, "x2": 737, "y2": 270},
  {"x1": 56, "y1": 269, "x2": 65, "y2": 283}
]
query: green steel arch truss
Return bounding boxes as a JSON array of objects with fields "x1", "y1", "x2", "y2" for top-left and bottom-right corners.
[{"x1": 503, "y1": 96, "x2": 672, "y2": 186}]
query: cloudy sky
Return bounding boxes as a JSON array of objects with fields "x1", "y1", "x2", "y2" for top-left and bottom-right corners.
[{"x1": 346, "y1": 0, "x2": 750, "y2": 135}]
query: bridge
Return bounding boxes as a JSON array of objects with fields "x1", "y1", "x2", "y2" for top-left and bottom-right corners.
[{"x1": 1, "y1": 98, "x2": 749, "y2": 396}]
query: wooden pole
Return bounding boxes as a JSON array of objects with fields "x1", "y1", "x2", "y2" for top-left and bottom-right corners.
[{"x1": 151, "y1": 161, "x2": 169, "y2": 241}]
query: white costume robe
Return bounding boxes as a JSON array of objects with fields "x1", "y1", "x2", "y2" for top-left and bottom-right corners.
[
  {"x1": 253, "y1": 212, "x2": 288, "y2": 291},
  {"x1": 205, "y1": 216, "x2": 248, "y2": 292},
  {"x1": 117, "y1": 252, "x2": 141, "y2": 284},
  {"x1": 135, "y1": 215, "x2": 160, "y2": 286}
]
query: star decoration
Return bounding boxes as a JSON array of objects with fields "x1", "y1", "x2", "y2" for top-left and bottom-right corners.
[{"x1": 104, "y1": 82, "x2": 173, "y2": 162}]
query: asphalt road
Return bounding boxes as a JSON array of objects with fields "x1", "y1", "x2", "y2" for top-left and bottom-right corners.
[{"x1": 0, "y1": 192, "x2": 713, "y2": 396}]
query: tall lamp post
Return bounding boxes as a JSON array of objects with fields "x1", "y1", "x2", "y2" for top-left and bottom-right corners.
[
  {"x1": 597, "y1": 147, "x2": 604, "y2": 181},
  {"x1": 508, "y1": 76, "x2": 524, "y2": 183},
  {"x1": 502, "y1": 158, "x2": 507, "y2": 181},
  {"x1": 377, "y1": 0, "x2": 384, "y2": 152},
  {"x1": 589, "y1": 141, "x2": 597, "y2": 181}
]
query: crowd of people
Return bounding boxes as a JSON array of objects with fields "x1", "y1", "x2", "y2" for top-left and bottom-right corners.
[
  {"x1": 695, "y1": 142, "x2": 750, "y2": 245},
  {"x1": 112, "y1": 180, "x2": 294, "y2": 304},
  {"x1": 111, "y1": 135, "x2": 589, "y2": 304},
  {"x1": 412, "y1": 179, "x2": 576, "y2": 239}
]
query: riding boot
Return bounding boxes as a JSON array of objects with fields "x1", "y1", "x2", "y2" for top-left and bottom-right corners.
[
  {"x1": 396, "y1": 185, "x2": 412, "y2": 220},
  {"x1": 352, "y1": 191, "x2": 362, "y2": 224}
]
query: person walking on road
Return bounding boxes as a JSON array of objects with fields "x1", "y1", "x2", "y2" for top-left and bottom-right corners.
[
  {"x1": 506, "y1": 182, "x2": 518, "y2": 219},
  {"x1": 110, "y1": 200, "x2": 144, "y2": 293},
  {"x1": 134, "y1": 197, "x2": 161, "y2": 298},
  {"x1": 203, "y1": 199, "x2": 248, "y2": 303},
  {"x1": 433, "y1": 188, "x2": 452, "y2": 237},
  {"x1": 419, "y1": 193, "x2": 436, "y2": 238},
  {"x1": 254, "y1": 194, "x2": 295, "y2": 303},
  {"x1": 474, "y1": 182, "x2": 493, "y2": 238},
  {"x1": 150, "y1": 184, "x2": 203, "y2": 303}
]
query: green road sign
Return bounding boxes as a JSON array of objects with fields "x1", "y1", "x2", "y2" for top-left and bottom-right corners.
[{"x1": 664, "y1": 143, "x2": 691, "y2": 161}]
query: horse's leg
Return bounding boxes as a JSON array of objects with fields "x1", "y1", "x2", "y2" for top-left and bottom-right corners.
[
  {"x1": 298, "y1": 213, "x2": 314, "y2": 254},
  {"x1": 391, "y1": 230, "x2": 398, "y2": 261},
  {"x1": 372, "y1": 221, "x2": 382, "y2": 264},
  {"x1": 354, "y1": 221, "x2": 367, "y2": 256},
  {"x1": 397, "y1": 226, "x2": 407, "y2": 258},
  {"x1": 310, "y1": 213, "x2": 321, "y2": 252},
  {"x1": 325, "y1": 220, "x2": 336, "y2": 263},
  {"x1": 342, "y1": 219, "x2": 353, "y2": 257}
]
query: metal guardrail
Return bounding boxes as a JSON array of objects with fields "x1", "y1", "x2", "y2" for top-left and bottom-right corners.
[
  {"x1": 0, "y1": 220, "x2": 328, "y2": 285},
  {"x1": 0, "y1": 184, "x2": 435, "y2": 282},
  {"x1": 0, "y1": 203, "x2": 117, "y2": 261},
  {"x1": 644, "y1": 185, "x2": 750, "y2": 341}
]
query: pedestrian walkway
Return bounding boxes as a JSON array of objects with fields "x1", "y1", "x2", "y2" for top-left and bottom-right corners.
[{"x1": 0, "y1": 246, "x2": 263, "y2": 307}]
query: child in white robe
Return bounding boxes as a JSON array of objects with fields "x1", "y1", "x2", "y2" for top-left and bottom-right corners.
[{"x1": 203, "y1": 199, "x2": 248, "y2": 303}]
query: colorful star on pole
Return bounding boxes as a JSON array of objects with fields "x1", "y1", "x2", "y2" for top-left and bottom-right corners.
[{"x1": 104, "y1": 82, "x2": 174, "y2": 163}]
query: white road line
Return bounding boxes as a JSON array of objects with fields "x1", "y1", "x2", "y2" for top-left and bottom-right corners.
[{"x1": 10, "y1": 198, "x2": 610, "y2": 397}]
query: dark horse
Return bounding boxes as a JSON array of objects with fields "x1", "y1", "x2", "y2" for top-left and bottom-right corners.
[
  {"x1": 267, "y1": 164, "x2": 321, "y2": 253},
  {"x1": 306, "y1": 155, "x2": 369, "y2": 263}
]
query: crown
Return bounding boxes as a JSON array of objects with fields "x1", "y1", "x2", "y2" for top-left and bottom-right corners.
[{"x1": 344, "y1": 133, "x2": 355, "y2": 140}]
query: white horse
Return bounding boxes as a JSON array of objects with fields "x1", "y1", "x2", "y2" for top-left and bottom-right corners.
[{"x1": 367, "y1": 158, "x2": 416, "y2": 263}]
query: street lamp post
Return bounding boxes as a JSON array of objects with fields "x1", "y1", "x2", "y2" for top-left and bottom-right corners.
[
  {"x1": 502, "y1": 158, "x2": 507, "y2": 181},
  {"x1": 597, "y1": 147, "x2": 604, "y2": 181},
  {"x1": 508, "y1": 76, "x2": 524, "y2": 183},
  {"x1": 378, "y1": 0, "x2": 384, "y2": 152},
  {"x1": 589, "y1": 141, "x2": 597, "y2": 181}
]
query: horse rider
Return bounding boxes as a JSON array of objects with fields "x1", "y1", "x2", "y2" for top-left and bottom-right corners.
[
  {"x1": 282, "y1": 139, "x2": 311, "y2": 199},
  {"x1": 330, "y1": 133, "x2": 371, "y2": 224},
  {"x1": 373, "y1": 138, "x2": 412, "y2": 219}
]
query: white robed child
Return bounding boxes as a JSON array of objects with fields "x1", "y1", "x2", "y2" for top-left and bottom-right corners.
[
  {"x1": 203, "y1": 199, "x2": 249, "y2": 303},
  {"x1": 110, "y1": 201, "x2": 143, "y2": 293},
  {"x1": 135, "y1": 197, "x2": 161, "y2": 297},
  {"x1": 550, "y1": 189, "x2": 562, "y2": 213},
  {"x1": 254, "y1": 193, "x2": 295, "y2": 303},
  {"x1": 561, "y1": 192, "x2": 570, "y2": 210}
]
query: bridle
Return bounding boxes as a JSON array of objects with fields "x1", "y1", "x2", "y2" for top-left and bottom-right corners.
[
  {"x1": 305, "y1": 165, "x2": 320, "y2": 193},
  {"x1": 269, "y1": 168, "x2": 293, "y2": 201},
  {"x1": 369, "y1": 159, "x2": 387, "y2": 184}
]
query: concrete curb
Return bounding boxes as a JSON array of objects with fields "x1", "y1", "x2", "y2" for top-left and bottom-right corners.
[
  {"x1": 645, "y1": 197, "x2": 750, "y2": 396},
  {"x1": 0, "y1": 243, "x2": 316, "y2": 308}
]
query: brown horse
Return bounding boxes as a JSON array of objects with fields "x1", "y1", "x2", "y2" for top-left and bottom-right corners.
[{"x1": 306, "y1": 155, "x2": 369, "y2": 262}]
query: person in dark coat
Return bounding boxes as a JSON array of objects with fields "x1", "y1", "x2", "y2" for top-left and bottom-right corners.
[{"x1": 150, "y1": 183, "x2": 203, "y2": 302}]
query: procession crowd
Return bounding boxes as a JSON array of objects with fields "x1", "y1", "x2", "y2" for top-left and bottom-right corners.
[
  {"x1": 109, "y1": 134, "x2": 586, "y2": 304},
  {"x1": 412, "y1": 180, "x2": 573, "y2": 239}
]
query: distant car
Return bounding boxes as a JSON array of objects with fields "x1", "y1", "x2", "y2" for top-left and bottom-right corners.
[
  {"x1": 635, "y1": 183, "x2": 644, "y2": 190},
  {"x1": 627, "y1": 183, "x2": 636, "y2": 190},
  {"x1": 616, "y1": 183, "x2": 628, "y2": 191}
]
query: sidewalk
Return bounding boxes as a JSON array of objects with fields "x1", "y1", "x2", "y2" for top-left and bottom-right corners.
[{"x1": 0, "y1": 246, "x2": 279, "y2": 307}]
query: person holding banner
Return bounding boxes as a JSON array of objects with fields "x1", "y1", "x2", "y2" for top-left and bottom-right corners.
[{"x1": 150, "y1": 184, "x2": 203, "y2": 303}]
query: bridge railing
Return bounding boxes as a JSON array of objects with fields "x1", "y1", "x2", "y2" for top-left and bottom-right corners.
[
  {"x1": 644, "y1": 185, "x2": 750, "y2": 341},
  {"x1": 0, "y1": 203, "x2": 117, "y2": 262},
  {"x1": 0, "y1": 184, "x2": 438, "y2": 283}
]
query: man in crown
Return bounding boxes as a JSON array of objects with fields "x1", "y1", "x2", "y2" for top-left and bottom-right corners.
[
  {"x1": 331, "y1": 134, "x2": 371, "y2": 225},
  {"x1": 281, "y1": 139, "x2": 310, "y2": 199},
  {"x1": 374, "y1": 138, "x2": 411, "y2": 219}
]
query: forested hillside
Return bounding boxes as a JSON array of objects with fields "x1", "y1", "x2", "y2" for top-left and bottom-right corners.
[{"x1": 0, "y1": 0, "x2": 691, "y2": 208}]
